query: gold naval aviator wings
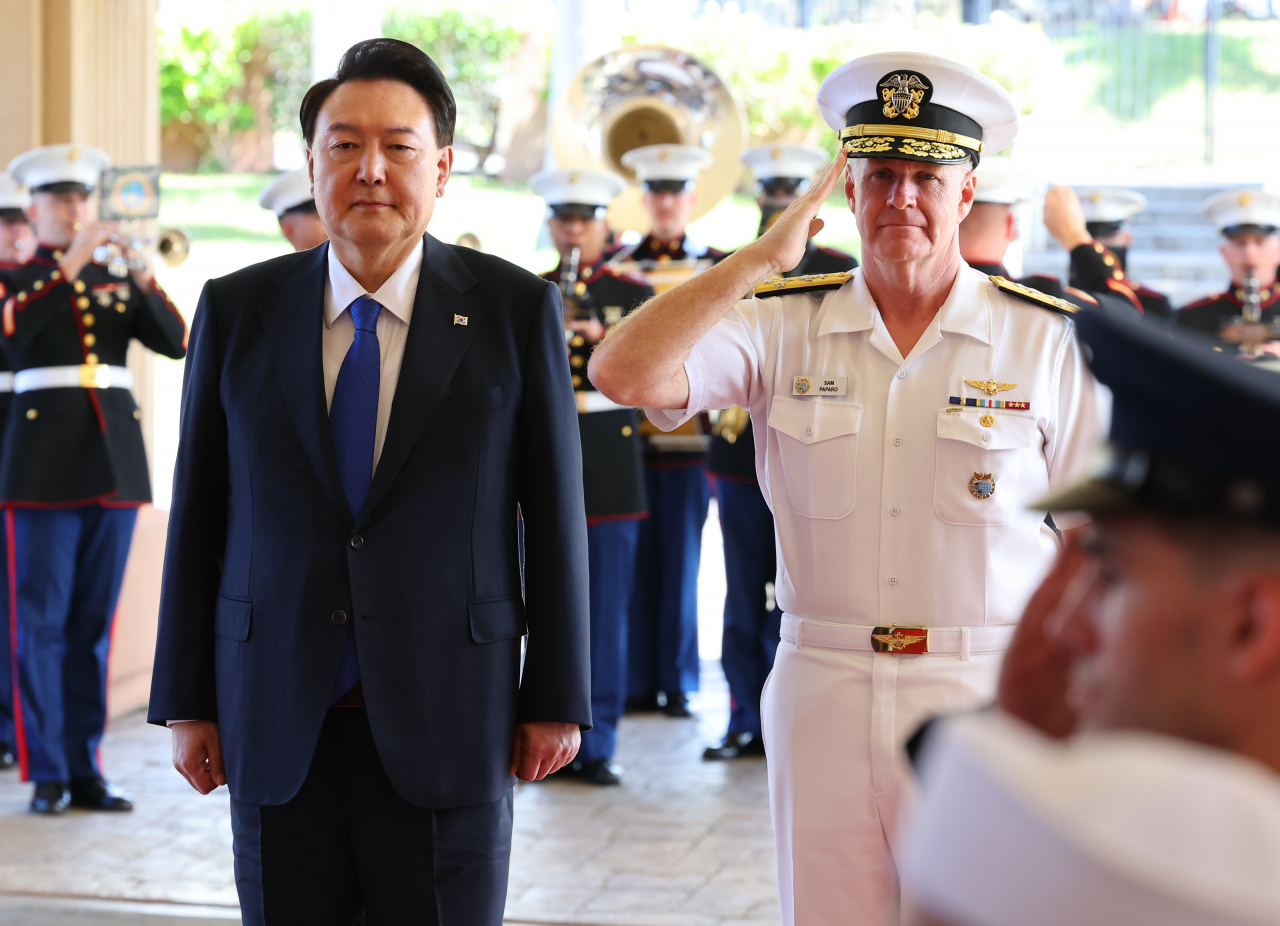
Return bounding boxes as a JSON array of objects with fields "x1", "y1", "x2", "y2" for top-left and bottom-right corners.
[
  {"x1": 754, "y1": 272, "x2": 854, "y2": 299},
  {"x1": 989, "y1": 275, "x2": 1078, "y2": 315}
]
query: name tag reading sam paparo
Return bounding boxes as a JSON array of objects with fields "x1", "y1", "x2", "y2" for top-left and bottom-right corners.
[{"x1": 793, "y1": 376, "x2": 848, "y2": 396}]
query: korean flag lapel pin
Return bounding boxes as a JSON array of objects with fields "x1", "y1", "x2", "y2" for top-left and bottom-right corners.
[{"x1": 453, "y1": 314, "x2": 468, "y2": 326}]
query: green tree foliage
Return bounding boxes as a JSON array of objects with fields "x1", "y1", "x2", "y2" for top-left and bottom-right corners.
[
  {"x1": 383, "y1": 9, "x2": 523, "y2": 164},
  {"x1": 159, "y1": 26, "x2": 256, "y2": 162},
  {"x1": 234, "y1": 11, "x2": 313, "y2": 135}
]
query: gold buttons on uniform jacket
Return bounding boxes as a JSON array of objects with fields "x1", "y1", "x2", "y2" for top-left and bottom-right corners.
[
  {"x1": 77, "y1": 296, "x2": 90, "y2": 309},
  {"x1": 73, "y1": 280, "x2": 85, "y2": 293},
  {"x1": 1103, "y1": 254, "x2": 1115, "y2": 267},
  {"x1": 83, "y1": 333, "x2": 96, "y2": 347},
  {"x1": 50, "y1": 270, "x2": 61, "y2": 280},
  {"x1": 570, "y1": 335, "x2": 585, "y2": 347},
  {"x1": 622, "y1": 425, "x2": 633, "y2": 437},
  {"x1": 572, "y1": 375, "x2": 582, "y2": 387},
  {"x1": 116, "y1": 302, "x2": 126, "y2": 313},
  {"x1": 85, "y1": 353, "x2": 98, "y2": 364},
  {"x1": 82, "y1": 313, "x2": 94, "y2": 327},
  {"x1": 570, "y1": 355, "x2": 584, "y2": 368},
  {"x1": 33, "y1": 280, "x2": 43, "y2": 290},
  {"x1": 1112, "y1": 270, "x2": 1123, "y2": 280},
  {"x1": 133, "y1": 410, "x2": 142, "y2": 420},
  {"x1": 25, "y1": 408, "x2": 37, "y2": 420}
]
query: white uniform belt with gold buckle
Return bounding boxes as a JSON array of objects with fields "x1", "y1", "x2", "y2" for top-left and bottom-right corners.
[
  {"x1": 781, "y1": 614, "x2": 1016, "y2": 659},
  {"x1": 14, "y1": 364, "x2": 134, "y2": 393},
  {"x1": 575, "y1": 391, "x2": 630, "y2": 414}
]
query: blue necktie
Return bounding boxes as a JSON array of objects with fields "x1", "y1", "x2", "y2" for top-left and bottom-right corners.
[{"x1": 328, "y1": 294, "x2": 382, "y2": 703}]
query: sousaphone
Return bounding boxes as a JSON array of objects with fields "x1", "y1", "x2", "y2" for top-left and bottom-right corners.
[{"x1": 550, "y1": 45, "x2": 746, "y2": 235}]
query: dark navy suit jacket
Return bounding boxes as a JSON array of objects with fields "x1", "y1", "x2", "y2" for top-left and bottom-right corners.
[{"x1": 148, "y1": 234, "x2": 591, "y2": 809}]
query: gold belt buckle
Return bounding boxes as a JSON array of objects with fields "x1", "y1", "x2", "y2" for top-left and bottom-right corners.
[
  {"x1": 79, "y1": 363, "x2": 110, "y2": 389},
  {"x1": 871, "y1": 625, "x2": 929, "y2": 655}
]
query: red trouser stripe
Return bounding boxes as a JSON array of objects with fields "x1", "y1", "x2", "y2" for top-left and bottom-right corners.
[{"x1": 6, "y1": 508, "x2": 29, "y2": 781}]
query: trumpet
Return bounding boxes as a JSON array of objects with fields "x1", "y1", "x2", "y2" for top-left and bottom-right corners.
[{"x1": 93, "y1": 226, "x2": 191, "y2": 277}]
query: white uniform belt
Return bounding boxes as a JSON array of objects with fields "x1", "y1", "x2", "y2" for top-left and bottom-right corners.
[
  {"x1": 781, "y1": 614, "x2": 1016, "y2": 657},
  {"x1": 14, "y1": 365, "x2": 134, "y2": 393},
  {"x1": 575, "y1": 391, "x2": 630, "y2": 414},
  {"x1": 0, "y1": 372, "x2": 12, "y2": 393}
]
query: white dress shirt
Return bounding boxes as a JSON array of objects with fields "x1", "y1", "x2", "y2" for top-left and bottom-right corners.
[
  {"x1": 323, "y1": 239, "x2": 423, "y2": 471},
  {"x1": 646, "y1": 264, "x2": 1110, "y2": 629}
]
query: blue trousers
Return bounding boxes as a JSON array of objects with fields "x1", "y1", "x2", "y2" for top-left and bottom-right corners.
[
  {"x1": 716, "y1": 479, "x2": 781, "y2": 738},
  {"x1": 580, "y1": 518, "x2": 641, "y2": 764},
  {"x1": 8, "y1": 505, "x2": 137, "y2": 783},
  {"x1": 0, "y1": 520, "x2": 11, "y2": 750},
  {"x1": 628, "y1": 465, "x2": 709, "y2": 698}
]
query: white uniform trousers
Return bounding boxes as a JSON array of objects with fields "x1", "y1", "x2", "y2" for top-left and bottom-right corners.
[{"x1": 762, "y1": 637, "x2": 1003, "y2": 926}]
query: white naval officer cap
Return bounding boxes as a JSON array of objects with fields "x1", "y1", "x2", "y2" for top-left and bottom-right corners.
[
  {"x1": 817, "y1": 52, "x2": 1019, "y2": 166},
  {"x1": 0, "y1": 173, "x2": 31, "y2": 212},
  {"x1": 900, "y1": 711, "x2": 1280, "y2": 926},
  {"x1": 1201, "y1": 187, "x2": 1280, "y2": 238},
  {"x1": 258, "y1": 168, "x2": 316, "y2": 218},
  {"x1": 740, "y1": 145, "x2": 829, "y2": 185},
  {"x1": 528, "y1": 168, "x2": 627, "y2": 218},
  {"x1": 620, "y1": 144, "x2": 714, "y2": 190},
  {"x1": 971, "y1": 157, "x2": 1032, "y2": 205},
  {"x1": 1077, "y1": 187, "x2": 1148, "y2": 223},
  {"x1": 8, "y1": 144, "x2": 111, "y2": 195}
]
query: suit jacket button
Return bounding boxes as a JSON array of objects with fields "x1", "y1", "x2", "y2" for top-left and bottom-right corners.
[
  {"x1": 350, "y1": 535, "x2": 363, "y2": 550},
  {"x1": 331, "y1": 610, "x2": 348, "y2": 625}
]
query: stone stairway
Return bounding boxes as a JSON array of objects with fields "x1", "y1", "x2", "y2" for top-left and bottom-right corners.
[{"x1": 1021, "y1": 182, "x2": 1262, "y2": 309}]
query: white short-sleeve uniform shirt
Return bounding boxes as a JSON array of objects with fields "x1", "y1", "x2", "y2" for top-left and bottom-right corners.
[{"x1": 647, "y1": 264, "x2": 1109, "y2": 629}]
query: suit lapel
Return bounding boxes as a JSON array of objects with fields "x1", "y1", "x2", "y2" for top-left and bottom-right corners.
[
  {"x1": 259, "y1": 243, "x2": 353, "y2": 528},
  {"x1": 357, "y1": 234, "x2": 487, "y2": 526}
]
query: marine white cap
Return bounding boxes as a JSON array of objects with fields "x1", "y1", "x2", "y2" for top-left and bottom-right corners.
[
  {"x1": 901, "y1": 712, "x2": 1280, "y2": 926},
  {"x1": 1201, "y1": 188, "x2": 1280, "y2": 236},
  {"x1": 529, "y1": 168, "x2": 627, "y2": 212},
  {"x1": 741, "y1": 145, "x2": 829, "y2": 184},
  {"x1": 8, "y1": 144, "x2": 111, "y2": 194},
  {"x1": 973, "y1": 157, "x2": 1032, "y2": 205},
  {"x1": 258, "y1": 168, "x2": 315, "y2": 217},
  {"x1": 817, "y1": 52, "x2": 1019, "y2": 164},
  {"x1": 1077, "y1": 187, "x2": 1148, "y2": 223},
  {"x1": 621, "y1": 144, "x2": 714, "y2": 185},
  {"x1": 0, "y1": 173, "x2": 31, "y2": 211}
]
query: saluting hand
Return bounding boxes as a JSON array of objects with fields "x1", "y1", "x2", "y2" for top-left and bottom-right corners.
[
  {"x1": 748, "y1": 150, "x2": 848, "y2": 278},
  {"x1": 1043, "y1": 186, "x2": 1092, "y2": 252}
]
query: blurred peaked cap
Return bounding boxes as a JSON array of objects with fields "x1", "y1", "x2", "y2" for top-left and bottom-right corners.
[
  {"x1": 8, "y1": 144, "x2": 110, "y2": 193},
  {"x1": 1034, "y1": 306, "x2": 1280, "y2": 527},
  {"x1": 0, "y1": 173, "x2": 31, "y2": 211},
  {"x1": 620, "y1": 144, "x2": 714, "y2": 183},
  {"x1": 259, "y1": 168, "x2": 314, "y2": 217},
  {"x1": 740, "y1": 145, "x2": 829, "y2": 182},
  {"x1": 817, "y1": 52, "x2": 1018, "y2": 164},
  {"x1": 1077, "y1": 187, "x2": 1147, "y2": 222},
  {"x1": 1202, "y1": 187, "x2": 1280, "y2": 234},
  {"x1": 902, "y1": 711, "x2": 1280, "y2": 926},
  {"x1": 529, "y1": 168, "x2": 627, "y2": 209},
  {"x1": 972, "y1": 157, "x2": 1032, "y2": 205}
]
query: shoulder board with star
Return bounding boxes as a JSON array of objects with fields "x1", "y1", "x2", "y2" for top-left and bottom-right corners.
[
  {"x1": 754, "y1": 272, "x2": 853, "y2": 299},
  {"x1": 989, "y1": 275, "x2": 1077, "y2": 315}
]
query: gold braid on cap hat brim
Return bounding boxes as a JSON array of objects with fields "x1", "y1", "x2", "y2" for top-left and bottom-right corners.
[{"x1": 840, "y1": 124, "x2": 985, "y2": 155}]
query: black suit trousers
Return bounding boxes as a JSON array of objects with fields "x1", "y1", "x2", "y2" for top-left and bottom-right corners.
[{"x1": 230, "y1": 708, "x2": 513, "y2": 926}]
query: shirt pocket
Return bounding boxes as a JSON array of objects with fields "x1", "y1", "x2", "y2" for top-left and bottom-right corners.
[
  {"x1": 934, "y1": 409, "x2": 1039, "y2": 526},
  {"x1": 767, "y1": 395, "x2": 863, "y2": 520}
]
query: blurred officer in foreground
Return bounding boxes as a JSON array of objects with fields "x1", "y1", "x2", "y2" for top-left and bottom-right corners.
[
  {"x1": 532, "y1": 167, "x2": 653, "y2": 784},
  {"x1": 702, "y1": 145, "x2": 858, "y2": 762},
  {"x1": 612, "y1": 144, "x2": 727, "y2": 265},
  {"x1": 2, "y1": 144, "x2": 187, "y2": 814},
  {"x1": 0, "y1": 173, "x2": 35, "y2": 265},
  {"x1": 961, "y1": 160, "x2": 1132, "y2": 313},
  {"x1": 591, "y1": 52, "x2": 1107, "y2": 925},
  {"x1": 258, "y1": 167, "x2": 328, "y2": 252},
  {"x1": 902, "y1": 304, "x2": 1280, "y2": 925},
  {"x1": 1177, "y1": 188, "x2": 1280, "y2": 338},
  {"x1": 1043, "y1": 185, "x2": 1172, "y2": 317}
]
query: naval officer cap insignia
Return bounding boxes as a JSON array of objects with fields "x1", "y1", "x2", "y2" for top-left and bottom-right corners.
[
  {"x1": 8, "y1": 144, "x2": 111, "y2": 196},
  {"x1": 529, "y1": 168, "x2": 627, "y2": 220},
  {"x1": 817, "y1": 52, "x2": 1018, "y2": 167},
  {"x1": 620, "y1": 144, "x2": 714, "y2": 193},
  {"x1": 1201, "y1": 187, "x2": 1280, "y2": 240},
  {"x1": 741, "y1": 145, "x2": 829, "y2": 193},
  {"x1": 1035, "y1": 305, "x2": 1280, "y2": 528},
  {"x1": 259, "y1": 168, "x2": 316, "y2": 218}
]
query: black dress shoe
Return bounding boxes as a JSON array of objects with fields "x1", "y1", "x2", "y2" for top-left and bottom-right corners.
[
  {"x1": 702, "y1": 731, "x2": 767, "y2": 761},
  {"x1": 659, "y1": 691, "x2": 693, "y2": 718},
  {"x1": 624, "y1": 694, "x2": 661, "y2": 714},
  {"x1": 69, "y1": 778, "x2": 133, "y2": 812},
  {"x1": 0, "y1": 742, "x2": 15, "y2": 770},
  {"x1": 557, "y1": 757, "x2": 623, "y2": 785},
  {"x1": 30, "y1": 782, "x2": 70, "y2": 815}
]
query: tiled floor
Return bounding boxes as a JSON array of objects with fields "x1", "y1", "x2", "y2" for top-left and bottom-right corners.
[{"x1": 0, "y1": 665, "x2": 779, "y2": 925}]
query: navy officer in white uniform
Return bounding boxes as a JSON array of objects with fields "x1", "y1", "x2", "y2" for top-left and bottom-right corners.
[
  {"x1": 590, "y1": 52, "x2": 1108, "y2": 925},
  {"x1": 259, "y1": 167, "x2": 329, "y2": 252}
]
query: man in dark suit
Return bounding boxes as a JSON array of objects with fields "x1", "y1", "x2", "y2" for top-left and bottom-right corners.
[{"x1": 149, "y1": 39, "x2": 590, "y2": 926}]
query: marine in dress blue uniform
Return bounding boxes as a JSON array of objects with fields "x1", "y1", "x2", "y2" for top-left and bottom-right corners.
[
  {"x1": 0, "y1": 145, "x2": 187, "y2": 813},
  {"x1": 703, "y1": 146, "x2": 859, "y2": 760},
  {"x1": 610, "y1": 144, "x2": 729, "y2": 266},
  {"x1": 1059, "y1": 187, "x2": 1172, "y2": 318},
  {"x1": 534, "y1": 168, "x2": 654, "y2": 783}
]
